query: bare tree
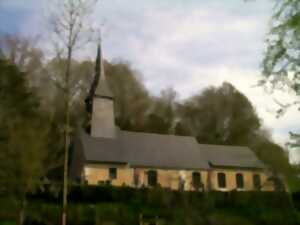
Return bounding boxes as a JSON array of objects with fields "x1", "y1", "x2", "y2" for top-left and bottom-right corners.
[
  {"x1": 0, "y1": 35, "x2": 44, "y2": 85},
  {"x1": 48, "y1": 1, "x2": 98, "y2": 225}
]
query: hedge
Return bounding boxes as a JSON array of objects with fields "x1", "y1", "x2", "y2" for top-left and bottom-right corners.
[
  {"x1": 28, "y1": 184, "x2": 293, "y2": 209},
  {"x1": 1, "y1": 185, "x2": 300, "y2": 225}
]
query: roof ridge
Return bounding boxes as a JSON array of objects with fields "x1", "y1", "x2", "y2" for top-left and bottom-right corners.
[
  {"x1": 198, "y1": 143, "x2": 250, "y2": 149},
  {"x1": 120, "y1": 130, "x2": 195, "y2": 139}
]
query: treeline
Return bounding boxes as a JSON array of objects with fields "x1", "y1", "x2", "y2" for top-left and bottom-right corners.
[{"x1": 0, "y1": 35, "x2": 294, "y2": 181}]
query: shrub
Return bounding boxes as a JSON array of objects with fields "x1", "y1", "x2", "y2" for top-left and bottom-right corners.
[{"x1": 2, "y1": 186, "x2": 299, "y2": 225}]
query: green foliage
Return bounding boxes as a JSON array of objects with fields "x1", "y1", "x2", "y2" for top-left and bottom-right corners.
[
  {"x1": 0, "y1": 60, "x2": 39, "y2": 120},
  {"x1": 179, "y1": 82, "x2": 260, "y2": 145},
  {"x1": 106, "y1": 63, "x2": 177, "y2": 134},
  {"x1": 0, "y1": 60, "x2": 48, "y2": 192},
  {"x1": 25, "y1": 202, "x2": 60, "y2": 225},
  {"x1": 144, "y1": 88, "x2": 177, "y2": 134},
  {"x1": 251, "y1": 137, "x2": 291, "y2": 175},
  {"x1": 0, "y1": 60, "x2": 55, "y2": 223},
  {"x1": 287, "y1": 175, "x2": 300, "y2": 192},
  {"x1": 105, "y1": 61, "x2": 151, "y2": 131},
  {"x1": 262, "y1": 0, "x2": 300, "y2": 150},
  {"x1": 0, "y1": 221, "x2": 16, "y2": 225},
  {"x1": 2, "y1": 187, "x2": 300, "y2": 225},
  {"x1": 208, "y1": 211, "x2": 253, "y2": 225},
  {"x1": 263, "y1": 0, "x2": 300, "y2": 87}
]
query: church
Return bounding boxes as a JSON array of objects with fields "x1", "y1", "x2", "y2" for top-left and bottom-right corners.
[{"x1": 70, "y1": 44, "x2": 277, "y2": 192}]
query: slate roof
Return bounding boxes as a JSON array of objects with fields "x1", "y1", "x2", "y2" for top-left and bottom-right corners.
[
  {"x1": 200, "y1": 144, "x2": 266, "y2": 169},
  {"x1": 95, "y1": 78, "x2": 114, "y2": 99},
  {"x1": 91, "y1": 43, "x2": 114, "y2": 99},
  {"x1": 80, "y1": 132, "x2": 124, "y2": 163},
  {"x1": 78, "y1": 130, "x2": 209, "y2": 170},
  {"x1": 73, "y1": 131, "x2": 267, "y2": 176},
  {"x1": 119, "y1": 131, "x2": 209, "y2": 169}
]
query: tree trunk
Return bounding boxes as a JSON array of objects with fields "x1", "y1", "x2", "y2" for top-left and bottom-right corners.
[
  {"x1": 18, "y1": 198, "x2": 26, "y2": 225},
  {"x1": 62, "y1": 44, "x2": 72, "y2": 225},
  {"x1": 19, "y1": 209, "x2": 25, "y2": 225},
  {"x1": 62, "y1": 128, "x2": 70, "y2": 225}
]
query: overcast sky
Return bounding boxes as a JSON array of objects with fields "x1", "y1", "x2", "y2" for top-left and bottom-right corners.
[{"x1": 1, "y1": 0, "x2": 300, "y2": 162}]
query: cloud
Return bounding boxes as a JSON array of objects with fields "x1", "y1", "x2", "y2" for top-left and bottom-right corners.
[{"x1": 96, "y1": 1, "x2": 271, "y2": 88}]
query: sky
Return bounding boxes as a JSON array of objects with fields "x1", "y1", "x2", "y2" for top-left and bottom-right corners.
[{"x1": 1, "y1": 0, "x2": 300, "y2": 162}]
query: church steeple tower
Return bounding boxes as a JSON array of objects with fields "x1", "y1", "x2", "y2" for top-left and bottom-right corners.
[
  {"x1": 86, "y1": 42, "x2": 116, "y2": 138},
  {"x1": 94, "y1": 43, "x2": 114, "y2": 99}
]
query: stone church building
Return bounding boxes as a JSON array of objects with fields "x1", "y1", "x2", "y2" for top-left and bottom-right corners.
[{"x1": 70, "y1": 44, "x2": 276, "y2": 192}]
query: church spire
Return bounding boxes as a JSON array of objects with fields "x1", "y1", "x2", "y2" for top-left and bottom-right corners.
[
  {"x1": 95, "y1": 42, "x2": 113, "y2": 99},
  {"x1": 85, "y1": 42, "x2": 113, "y2": 114},
  {"x1": 88, "y1": 41, "x2": 116, "y2": 138},
  {"x1": 94, "y1": 43, "x2": 101, "y2": 87}
]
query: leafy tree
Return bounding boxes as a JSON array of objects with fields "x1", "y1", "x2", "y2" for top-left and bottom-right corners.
[
  {"x1": 105, "y1": 61, "x2": 151, "y2": 131},
  {"x1": 179, "y1": 82, "x2": 261, "y2": 145},
  {"x1": 174, "y1": 121, "x2": 191, "y2": 136},
  {"x1": 0, "y1": 60, "x2": 50, "y2": 225},
  {"x1": 137, "y1": 88, "x2": 177, "y2": 134},
  {"x1": 253, "y1": 137, "x2": 291, "y2": 174},
  {"x1": 262, "y1": 0, "x2": 300, "y2": 149}
]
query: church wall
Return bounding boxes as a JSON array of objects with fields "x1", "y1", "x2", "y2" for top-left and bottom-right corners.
[
  {"x1": 83, "y1": 164, "x2": 209, "y2": 191},
  {"x1": 84, "y1": 163, "x2": 133, "y2": 186},
  {"x1": 135, "y1": 168, "x2": 208, "y2": 191},
  {"x1": 91, "y1": 98, "x2": 115, "y2": 138},
  {"x1": 209, "y1": 168, "x2": 274, "y2": 191},
  {"x1": 83, "y1": 164, "x2": 274, "y2": 191}
]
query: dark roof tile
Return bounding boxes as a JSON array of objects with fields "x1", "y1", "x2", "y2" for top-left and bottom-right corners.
[
  {"x1": 200, "y1": 144, "x2": 266, "y2": 169},
  {"x1": 80, "y1": 130, "x2": 209, "y2": 169},
  {"x1": 77, "y1": 131, "x2": 266, "y2": 170}
]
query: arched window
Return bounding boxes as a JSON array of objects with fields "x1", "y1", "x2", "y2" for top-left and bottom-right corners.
[
  {"x1": 217, "y1": 173, "x2": 226, "y2": 188},
  {"x1": 236, "y1": 173, "x2": 244, "y2": 189},
  {"x1": 148, "y1": 170, "x2": 157, "y2": 186},
  {"x1": 192, "y1": 172, "x2": 202, "y2": 190},
  {"x1": 178, "y1": 177, "x2": 185, "y2": 191},
  {"x1": 109, "y1": 168, "x2": 117, "y2": 180},
  {"x1": 253, "y1": 174, "x2": 261, "y2": 190},
  {"x1": 133, "y1": 169, "x2": 140, "y2": 187}
]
